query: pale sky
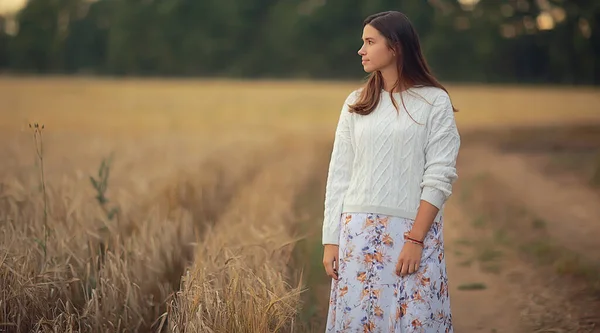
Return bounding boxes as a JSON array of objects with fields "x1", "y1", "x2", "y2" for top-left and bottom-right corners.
[{"x1": 0, "y1": 0, "x2": 27, "y2": 15}]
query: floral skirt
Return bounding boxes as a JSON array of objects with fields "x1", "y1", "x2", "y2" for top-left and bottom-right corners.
[{"x1": 325, "y1": 212, "x2": 453, "y2": 333}]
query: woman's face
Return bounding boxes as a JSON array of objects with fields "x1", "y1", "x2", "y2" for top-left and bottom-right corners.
[{"x1": 358, "y1": 24, "x2": 396, "y2": 73}]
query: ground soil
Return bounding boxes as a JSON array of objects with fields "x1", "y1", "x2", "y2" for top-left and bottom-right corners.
[{"x1": 443, "y1": 123, "x2": 600, "y2": 333}]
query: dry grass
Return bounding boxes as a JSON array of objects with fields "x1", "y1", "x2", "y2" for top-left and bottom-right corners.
[
  {"x1": 0, "y1": 138, "x2": 283, "y2": 332},
  {"x1": 167, "y1": 138, "x2": 317, "y2": 333},
  {"x1": 0, "y1": 76, "x2": 599, "y2": 332},
  {"x1": 0, "y1": 76, "x2": 341, "y2": 332}
]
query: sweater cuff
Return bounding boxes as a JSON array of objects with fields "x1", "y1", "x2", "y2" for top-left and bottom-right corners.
[
  {"x1": 322, "y1": 226, "x2": 340, "y2": 245},
  {"x1": 420, "y1": 186, "x2": 446, "y2": 210}
]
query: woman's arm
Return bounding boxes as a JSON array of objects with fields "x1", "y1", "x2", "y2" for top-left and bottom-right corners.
[
  {"x1": 410, "y1": 94, "x2": 460, "y2": 241},
  {"x1": 322, "y1": 93, "x2": 356, "y2": 245}
]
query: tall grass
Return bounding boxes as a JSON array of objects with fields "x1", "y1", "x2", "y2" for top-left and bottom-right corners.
[
  {"x1": 0, "y1": 131, "x2": 312, "y2": 331},
  {"x1": 29, "y1": 122, "x2": 50, "y2": 263},
  {"x1": 167, "y1": 137, "x2": 317, "y2": 332}
]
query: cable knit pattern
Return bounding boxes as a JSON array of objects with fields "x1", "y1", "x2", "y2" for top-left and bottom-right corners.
[{"x1": 322, "y1": 86, "x2": 461, "y2": 245}]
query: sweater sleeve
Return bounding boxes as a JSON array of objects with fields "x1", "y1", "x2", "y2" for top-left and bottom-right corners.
[
  {"x1": 420, "y1": 93, "x2": 461, "y2": 210},
  {"x1": 322, "y1": 93, "x2": 356, "y2": 245}
]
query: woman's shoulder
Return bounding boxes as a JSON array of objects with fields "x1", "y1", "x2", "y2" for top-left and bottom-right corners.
[
  {"x1": 345, "y1": 87, "x2": 363, "y2": 103},
  {"x1": 408, "y1": 85, "x2": 451, "y2": 106}
]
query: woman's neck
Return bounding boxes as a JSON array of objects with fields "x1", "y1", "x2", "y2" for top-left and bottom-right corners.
[
  {"x1": 380, "y1": 68, "x2": 411, "y2": 93},
  {"x1": 380, "y1": 68, "x2": 397, "y2": 92}
]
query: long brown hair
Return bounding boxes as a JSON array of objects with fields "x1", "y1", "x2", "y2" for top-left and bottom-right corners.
[{"x1": 349, "y1": 11, "x2": 458, "y2": 117}]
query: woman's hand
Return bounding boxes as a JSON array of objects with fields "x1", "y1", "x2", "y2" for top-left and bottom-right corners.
[
  {"x1": 395, "y1": 242, "x2": 423, "y2": 277},
  {"x1": 323, "y1": 244, "x2": 340, "y2": 280}
]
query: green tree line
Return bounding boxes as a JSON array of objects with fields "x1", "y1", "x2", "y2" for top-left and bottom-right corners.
[{"x1": 0, "y1": 0, "x2": 598, "y2": 84}]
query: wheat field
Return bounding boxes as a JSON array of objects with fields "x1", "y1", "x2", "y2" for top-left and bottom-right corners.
[{"x1": 0, "y1": 77, "x2": 599, "y2": 332}]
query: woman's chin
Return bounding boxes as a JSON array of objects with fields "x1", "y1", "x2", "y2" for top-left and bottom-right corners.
[{"x1": 362, "y1": 63, "x2": 379, "y2": 73}]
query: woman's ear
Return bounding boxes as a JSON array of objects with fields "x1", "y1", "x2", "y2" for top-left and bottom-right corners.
[{"x1": 391, "y1": 44, "x2": 400, "y2": 57}]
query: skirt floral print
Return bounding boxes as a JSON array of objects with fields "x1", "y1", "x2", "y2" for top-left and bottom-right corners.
[{"x1": 325, "y1": 213, "x2": 453, "y2": 333}]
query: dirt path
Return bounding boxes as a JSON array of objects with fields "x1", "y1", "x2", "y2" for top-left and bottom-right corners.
[
  {"x1": 459, "y1": 143, "x2": 600, "y2": 263},
  {"x1": 445, "y1": 140, "x2": 600, "y2": 332},
  {"x1": 445, "y1": 190, "x2": 600, "y2": 332},
  {"x1": 444, "y1": 200, "x2": 528, "y2": 333}
]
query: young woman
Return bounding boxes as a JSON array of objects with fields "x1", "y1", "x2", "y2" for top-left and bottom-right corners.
[{"x1": 321, "y1": 11, "x2": 460, "y2": 332}]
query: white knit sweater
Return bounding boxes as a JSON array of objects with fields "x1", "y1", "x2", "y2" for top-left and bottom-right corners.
[{"x1": 322, "y1": 86, "x2": 461, "y2": 245}]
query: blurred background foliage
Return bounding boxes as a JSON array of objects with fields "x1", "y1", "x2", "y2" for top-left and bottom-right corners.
[{"x1": 0, "y1": 0, "x2": 598, "y2": 84}]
